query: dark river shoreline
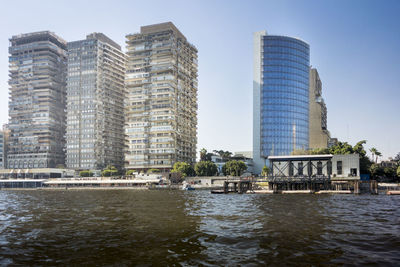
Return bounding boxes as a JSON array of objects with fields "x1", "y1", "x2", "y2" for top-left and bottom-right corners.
[{"x1": 0, "y1": 190, "x2": 399, "y2": 266}]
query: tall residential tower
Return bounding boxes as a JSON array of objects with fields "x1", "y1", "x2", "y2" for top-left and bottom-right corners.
[
  {"x1": 66, "y1": 33, "x2": 125, "y2": 170},
  {"x1": 253, "y1": 31, "x2": 310, "y2": 173},
  {"x1": 8, "y1": 32, "x2": 67, "y2": 169},
  {"x1": 125, "y1": 22, "x2": 198, "y2": 171}
]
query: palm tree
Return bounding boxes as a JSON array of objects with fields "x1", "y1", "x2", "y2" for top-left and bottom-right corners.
[
  {"x1": 370, "y1": 148, "x2": 377, "y2": 163},
  {"x1": 200, "y1": 148, "x2": 207, "y2": 161},
  {"x1": 375, "y1": 151, "x2": 382, "y2": 163},
  {"x1": 370, "y1": 148, "x2": 381, "y2": 163}
]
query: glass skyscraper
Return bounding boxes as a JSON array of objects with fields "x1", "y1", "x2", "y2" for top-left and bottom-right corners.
[{"x1": 253, "y1": 31, "x2": 310, "y2": 173}]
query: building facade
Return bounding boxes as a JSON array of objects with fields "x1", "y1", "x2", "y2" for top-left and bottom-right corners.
[
  {"x1": 125, "y1": 22, "x2": 198, "y2": 171},
  {"x1": 66, "y1": 33, "x2": 125, "y2": 170},
  {"x1": 0, "y1": 131, "x2": 5, "y2": 169},
  {"x1": 253, "y1": 31, "x2": 310, "y2": 173},
  {"x1": 309, "y1": 68, "x2": 329, "y2": 149},
  {"x1": 8, "y1": 31, "x2": 67, "y2": 169},
  {"x1": 268, "y1": 154, "x2": 360, "y2": 179}
]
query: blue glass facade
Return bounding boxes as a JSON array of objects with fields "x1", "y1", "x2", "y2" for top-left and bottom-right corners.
[{"x1": 260, "y1": 36, "x2": 310, "y2": 157}]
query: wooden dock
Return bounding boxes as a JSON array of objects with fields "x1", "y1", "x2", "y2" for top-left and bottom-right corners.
[{"x1": 211, "y1": 180, "x2": 252, "y2": 194}]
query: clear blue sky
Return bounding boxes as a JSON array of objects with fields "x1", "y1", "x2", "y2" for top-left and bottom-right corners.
[{"x1": 0, "y1": 0, "x2": 399, "y2": 160}]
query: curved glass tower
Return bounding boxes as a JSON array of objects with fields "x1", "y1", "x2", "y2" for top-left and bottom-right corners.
[{"x1": 253, "y1": 31, "x2": 310, "y2": 173}]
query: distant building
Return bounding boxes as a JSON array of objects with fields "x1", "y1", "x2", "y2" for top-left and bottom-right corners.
[
  {"x1": 7, "y1": 31, "x2": 67, "y2": 169},
  {"x1": 65, "y1": 33, "x2": 126, "y2": 170},
  {"x1": 380, "y1": 160, "x2": 398, "y2": 168},
  {"x1": 210, "y1": 155, "x2": 225, "y2": 174},
  {"x1": 125, "y1": 22, "x2": 198, "y2": 171},
  {"x1": 210, "y1": 152, "x2": 254, "y2": 175},
  {"x1": 328, "y1": 137, "x2": 338, "y2": 148},
  {"x1": 234, "y1": 151, "x2": 253, "y2": 159},
  {"x1": 253, "y1": 31, "x2": 310, "y2": 174},
  {"x1": 309, "y1": 68, "x2": 330, "y2": 149}
]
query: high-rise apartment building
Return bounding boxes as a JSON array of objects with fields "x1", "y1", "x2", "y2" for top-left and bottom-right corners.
[
  {"x1": 66, "y1": 33, "x2": 125, "y2": 170},
  {"x1": 253, "y1": 31, "x2": 310, "y2": 173},
  {"x1": 0, "y1": 125, "x2": 10, "y2": 169},
  {"x1": 125, "y1": 22, "x2": 198, "y2": 171},
  {"x1": 0, "y1": 131, "x2": 5, "y2": 169},
  {"x1": 8, "y1": 32, "x2": 67, "y2": 169},
  {"x1": 309, "y1": 68, "x2": 329, "y2": 149}
]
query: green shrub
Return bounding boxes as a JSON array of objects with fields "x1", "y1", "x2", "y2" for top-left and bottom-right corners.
[{"x1": 79, "y1": 170, "x2": 94, "y2": 177}]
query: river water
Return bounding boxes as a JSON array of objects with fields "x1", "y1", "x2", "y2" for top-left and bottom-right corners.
[{"x1": 0, "y1": 190, "x2": 399, "y2": 266}]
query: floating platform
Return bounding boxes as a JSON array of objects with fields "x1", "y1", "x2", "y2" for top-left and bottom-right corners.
[
  {"x1": 248, "y1": 189, "x2": 274, "y2": 194},
  {"x1": 316, "y1": 190, "x2": 352, "y2": 194},
  {"x1": 281, "y1": 190, "x2": 313, "y2": 194},
  {"x1": 386, "y1": 191, "x2": 400, "y2": 195}
]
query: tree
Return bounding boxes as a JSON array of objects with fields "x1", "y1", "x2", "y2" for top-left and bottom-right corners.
[
  {"x1": 370, "y1": 164, "x2": 384, "y2": 178},
  {"x1": 310, "y1": 148, "x2": 330, "y2": 155},
  {"x1": 384, "y1": 167, "x2": 396, "y2": 178},
  {"x1": 223, "y1": 160, "x2": 247, "y2": 176},
  {"x1": 375, "y1": 151, "x2": 382, "y2": 163},
  {"x1": 330, "y1": 142, "x2": 354, "y2": 154},
  {"x1": 370, "y1": 147, "x2": 377, "y2": 162},
  {"x1": 102, "y1": 165, "x2": 118, "y2": 177},
  {"x1": 394, "y1": 152, "x2": 400, "y2": 162},
  {"x1": 147, "y1": 168, "x2": 161, "y2": 174},
  {"x1": 353, "y1": 140, "x2": 372, "y2": 174},
  {"x1": 370, "y1": 147, "x2": 382, "y2": 163},
  {"x1": 353, "y1": 140, "x2": 367, "y2": 157},
  {"x1": 200, "y1": 148, "x2": 207, "y2": 161},
  {"x1": 80, "y1": 170, "x2": 94, "y2": 177},
  {"x1": 199, "y1": 148, "x2": 212, "y2": 161},
  {"x1": 262, "y1": 165, "x2": 270, "y2": 177},
  {"x1": 397, "y1": 166, "x2": 400, "y2": 178},
  {"x1": 195, "y1": 161, "x2": 218, "y2": 176},
  {"x1": 171, "y1": 162, "x2": 195, "y2": 178}
]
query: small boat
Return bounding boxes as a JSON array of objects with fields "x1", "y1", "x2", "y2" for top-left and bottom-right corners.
[{"x1": 181, "y1": 182, "x2": 195, "y2": 190}]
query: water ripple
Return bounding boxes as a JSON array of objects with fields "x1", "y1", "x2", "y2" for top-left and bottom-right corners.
[{"x1": 0, "y1": 190, "x2": 399, "y2": 265}]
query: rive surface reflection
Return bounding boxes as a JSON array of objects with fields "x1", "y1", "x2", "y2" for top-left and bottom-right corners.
[{"x1": 0, "y1": 190, "x2": 399, "y2": 266}]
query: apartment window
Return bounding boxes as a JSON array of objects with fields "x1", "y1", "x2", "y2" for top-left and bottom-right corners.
[{"x1": 337, "y1": 161, "x2": 342, "y2": 175}]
